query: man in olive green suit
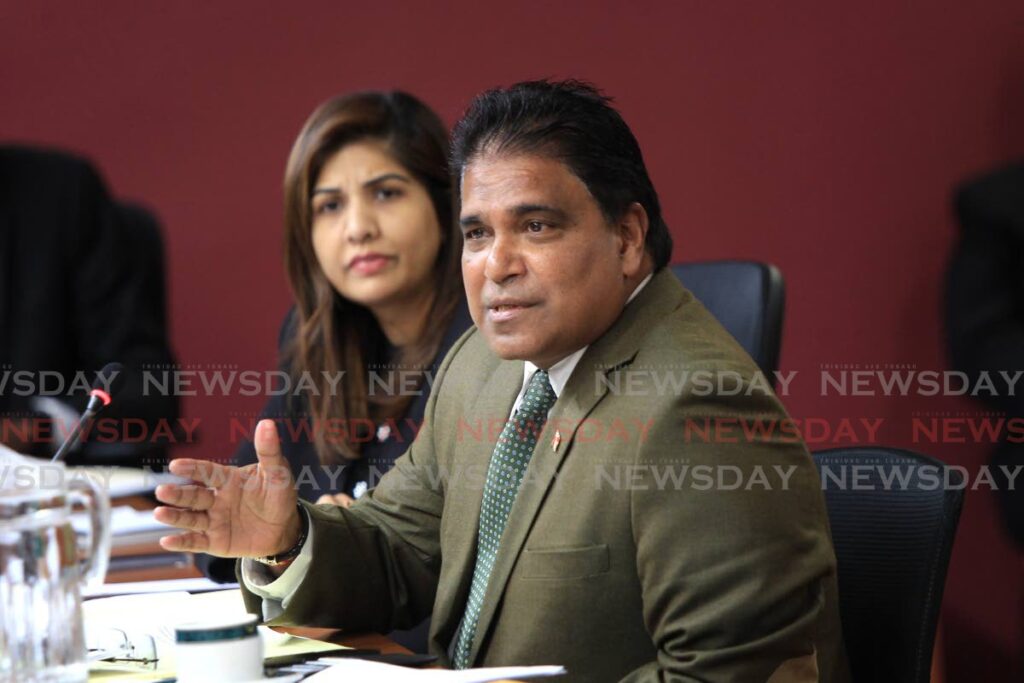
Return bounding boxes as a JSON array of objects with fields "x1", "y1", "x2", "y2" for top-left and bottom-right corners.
[{"x1": 156, "y1": 81, "x2": 848, "y2": 681}]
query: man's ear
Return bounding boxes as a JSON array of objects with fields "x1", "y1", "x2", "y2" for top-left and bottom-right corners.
[{"x1": 617, "y1": 202, "x2": 649, "y2": 277}]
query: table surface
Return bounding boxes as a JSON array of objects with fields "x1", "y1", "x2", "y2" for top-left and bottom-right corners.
[
  {"x1": 102, "y1": 497, "x2": 460, "y2": 676},
  {"x1": 274, "y1": 627, "x2": 412, "y2": 656},
  {"x1": 105, "y1": 497, "x2": 942, "y2": 682}
]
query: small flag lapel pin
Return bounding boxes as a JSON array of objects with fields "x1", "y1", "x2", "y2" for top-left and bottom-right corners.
[{"x1": 552, "y1": 431, "x2": 562, "y2": 452}]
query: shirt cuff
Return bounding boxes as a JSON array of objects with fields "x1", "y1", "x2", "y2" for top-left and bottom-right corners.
[{"x1": 240, "y1": 507, "x2": 314, "y2": 619}]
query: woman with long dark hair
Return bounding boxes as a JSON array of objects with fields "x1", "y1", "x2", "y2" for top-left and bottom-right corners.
[
  {"x1": 266, "y1": 90, "x2": 468, "y2": 504},
  {"x1": 201, "y1": 91, "x2": 470, "y2": 582}
]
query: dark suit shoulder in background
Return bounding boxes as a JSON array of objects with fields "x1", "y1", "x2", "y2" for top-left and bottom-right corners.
[
  {"x1": 947, "y1": 161, "x2": 1024, "y2": 547},
  {"x1": 0, "y1": 145, "x2": 179, "y2": 466}
]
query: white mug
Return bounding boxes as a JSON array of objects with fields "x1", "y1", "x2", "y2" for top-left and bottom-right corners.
[{"x1": 174, "y1": 614, "x2": 264, "y2": 682}]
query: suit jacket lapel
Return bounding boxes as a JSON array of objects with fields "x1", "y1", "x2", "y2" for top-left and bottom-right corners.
[
  {"x1": 432, "y1": 357, "x2": 523, "y2": 648},
  {"x1": 467, "y1": 269, "x2": 689, "y2": 662}
]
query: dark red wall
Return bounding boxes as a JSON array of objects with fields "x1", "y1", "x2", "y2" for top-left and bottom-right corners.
[{"x1": 3, "y1": 2, "x2": 1022, "y2": 679}]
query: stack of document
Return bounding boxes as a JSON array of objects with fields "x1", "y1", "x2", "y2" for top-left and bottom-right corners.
[
  {"x1": 83, "y1": 576, "x2": 238, "y2": 599},
  {"x1": 68, "y1": 466, "x2": 185, "y2": 555},
  {"x1": 71, "y1": 503, "x2": 187, "y2": 575},
  {"x1": 303, "y1": 660, "x2": 566, "y2": 681},
  {"x1": 106, "y1": 504, "x2": 175, "y2": 548}
]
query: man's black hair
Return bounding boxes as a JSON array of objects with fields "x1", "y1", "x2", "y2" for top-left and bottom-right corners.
[{"x1": 451, "y1": 79, "x2": 673, "y2": 270}]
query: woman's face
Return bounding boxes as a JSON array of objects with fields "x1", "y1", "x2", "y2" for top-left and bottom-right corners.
[{"x1": 310, "y1": 140, "x2": 443, "y2": 313}]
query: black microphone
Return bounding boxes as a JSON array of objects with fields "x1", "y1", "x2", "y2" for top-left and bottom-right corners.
[{"x1": 51, "y1": 362, "x2": 125, "y2": 463}]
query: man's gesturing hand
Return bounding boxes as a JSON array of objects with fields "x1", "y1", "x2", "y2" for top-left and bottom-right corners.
[{"x1": 155, "y1": 419, "x2": 301, "y2": 558}]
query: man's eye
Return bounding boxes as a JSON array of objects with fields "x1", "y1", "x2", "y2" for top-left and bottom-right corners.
[
  {"x1": 526, "y1": 221, "x2": 547, "y2": 232},
  {"x1": 464, "y1": 228, "x2": 486, "y2": 240}
]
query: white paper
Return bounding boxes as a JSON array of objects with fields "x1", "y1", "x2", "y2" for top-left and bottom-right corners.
[
  {"x1": 84, "y1": 591, "x2": 194, "y2": 672},
  {"x1": 306, "y1": 659, "x2": 566, "y2": 682},
  {"x1": 84, "y1": 589, "x2": 250, "y2": 640},
  {"x1": 84, "y1": 588, "x2": 344, "y2": 679},
  {"x1": 72, "y1": 503, "x2": 171, "y2": 538},
  {"x1": 83, "y1": 576, "x2": 240, "y2": 599},
  {"x1": 108, "y1": 504, "x2": 172, "y2": 535},
  {"x1": 83, "y1": 588, "x2": 288, "y2": 672}
]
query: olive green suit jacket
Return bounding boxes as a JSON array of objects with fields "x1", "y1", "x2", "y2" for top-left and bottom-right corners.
[{"x1": 242, "y1": 269, "x2": 849, "y2": 682}]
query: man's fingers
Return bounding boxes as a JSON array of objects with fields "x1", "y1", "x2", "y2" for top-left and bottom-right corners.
[
  {"x1": 153, "y1": 505, "x2": 211, "y2": 532},
  {"x1": 168, "y1": 458, "x2": 235, "y2": 488},
  {"x1": 155, "y1": 483, "x2": 216, "y2": 511},
  {"x1": 159, "y1": 531, "x2": 210, "y2": 553},
  {"x1": 316, "y1": 493, "x2": 355, "y2": 508},
  {"x1": 154, "y1": 483, "x2": 179, "y2": 506}
]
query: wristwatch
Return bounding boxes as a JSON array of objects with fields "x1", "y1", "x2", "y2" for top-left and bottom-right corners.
[{"x1": 253, "y1": 505, "x2": 308, "y2": 566}]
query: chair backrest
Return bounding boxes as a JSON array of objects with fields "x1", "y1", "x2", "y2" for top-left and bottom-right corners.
[
  {"x1": 115, "y1": 201, "x2": 170, "y2": 329},
  {"x1": 670, "y1": 260, "x2": 784, "y2": 378},
  {"x1": 813, "y1": 447, "x2": 964, "y2": 683}
]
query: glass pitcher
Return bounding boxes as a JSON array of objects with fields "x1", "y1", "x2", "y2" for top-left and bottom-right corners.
[{"x1": 0, "y1": 446, "x2": 111, "y2": 683}]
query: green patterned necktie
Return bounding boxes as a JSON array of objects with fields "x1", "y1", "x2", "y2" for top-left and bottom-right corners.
[{"x1": 451, "y1": 369, "x2": 558, "y2": 669}]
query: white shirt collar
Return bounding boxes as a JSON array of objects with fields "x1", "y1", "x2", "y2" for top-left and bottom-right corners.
[{"x1": 512, "y1": 273, "x2": 653, "y2": 412}]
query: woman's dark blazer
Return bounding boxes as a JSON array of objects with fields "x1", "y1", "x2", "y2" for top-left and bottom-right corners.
[{"x1": 198, "y1": 298, "x2": 472, "y2": 581}]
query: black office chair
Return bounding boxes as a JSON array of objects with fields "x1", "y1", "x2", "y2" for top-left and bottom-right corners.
[
  {"x1": 115, "y1": 202, "x2": 172, "y2": 340},
  {"x1": 813, "y1": 447, "x2": 964, "y2": 683},
  {"x1": 74, "y1": 202, "x2": 180, "y2": 468},
  {"x1": 670, "y1": 260, "x2": 784, "y2": 378}
]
